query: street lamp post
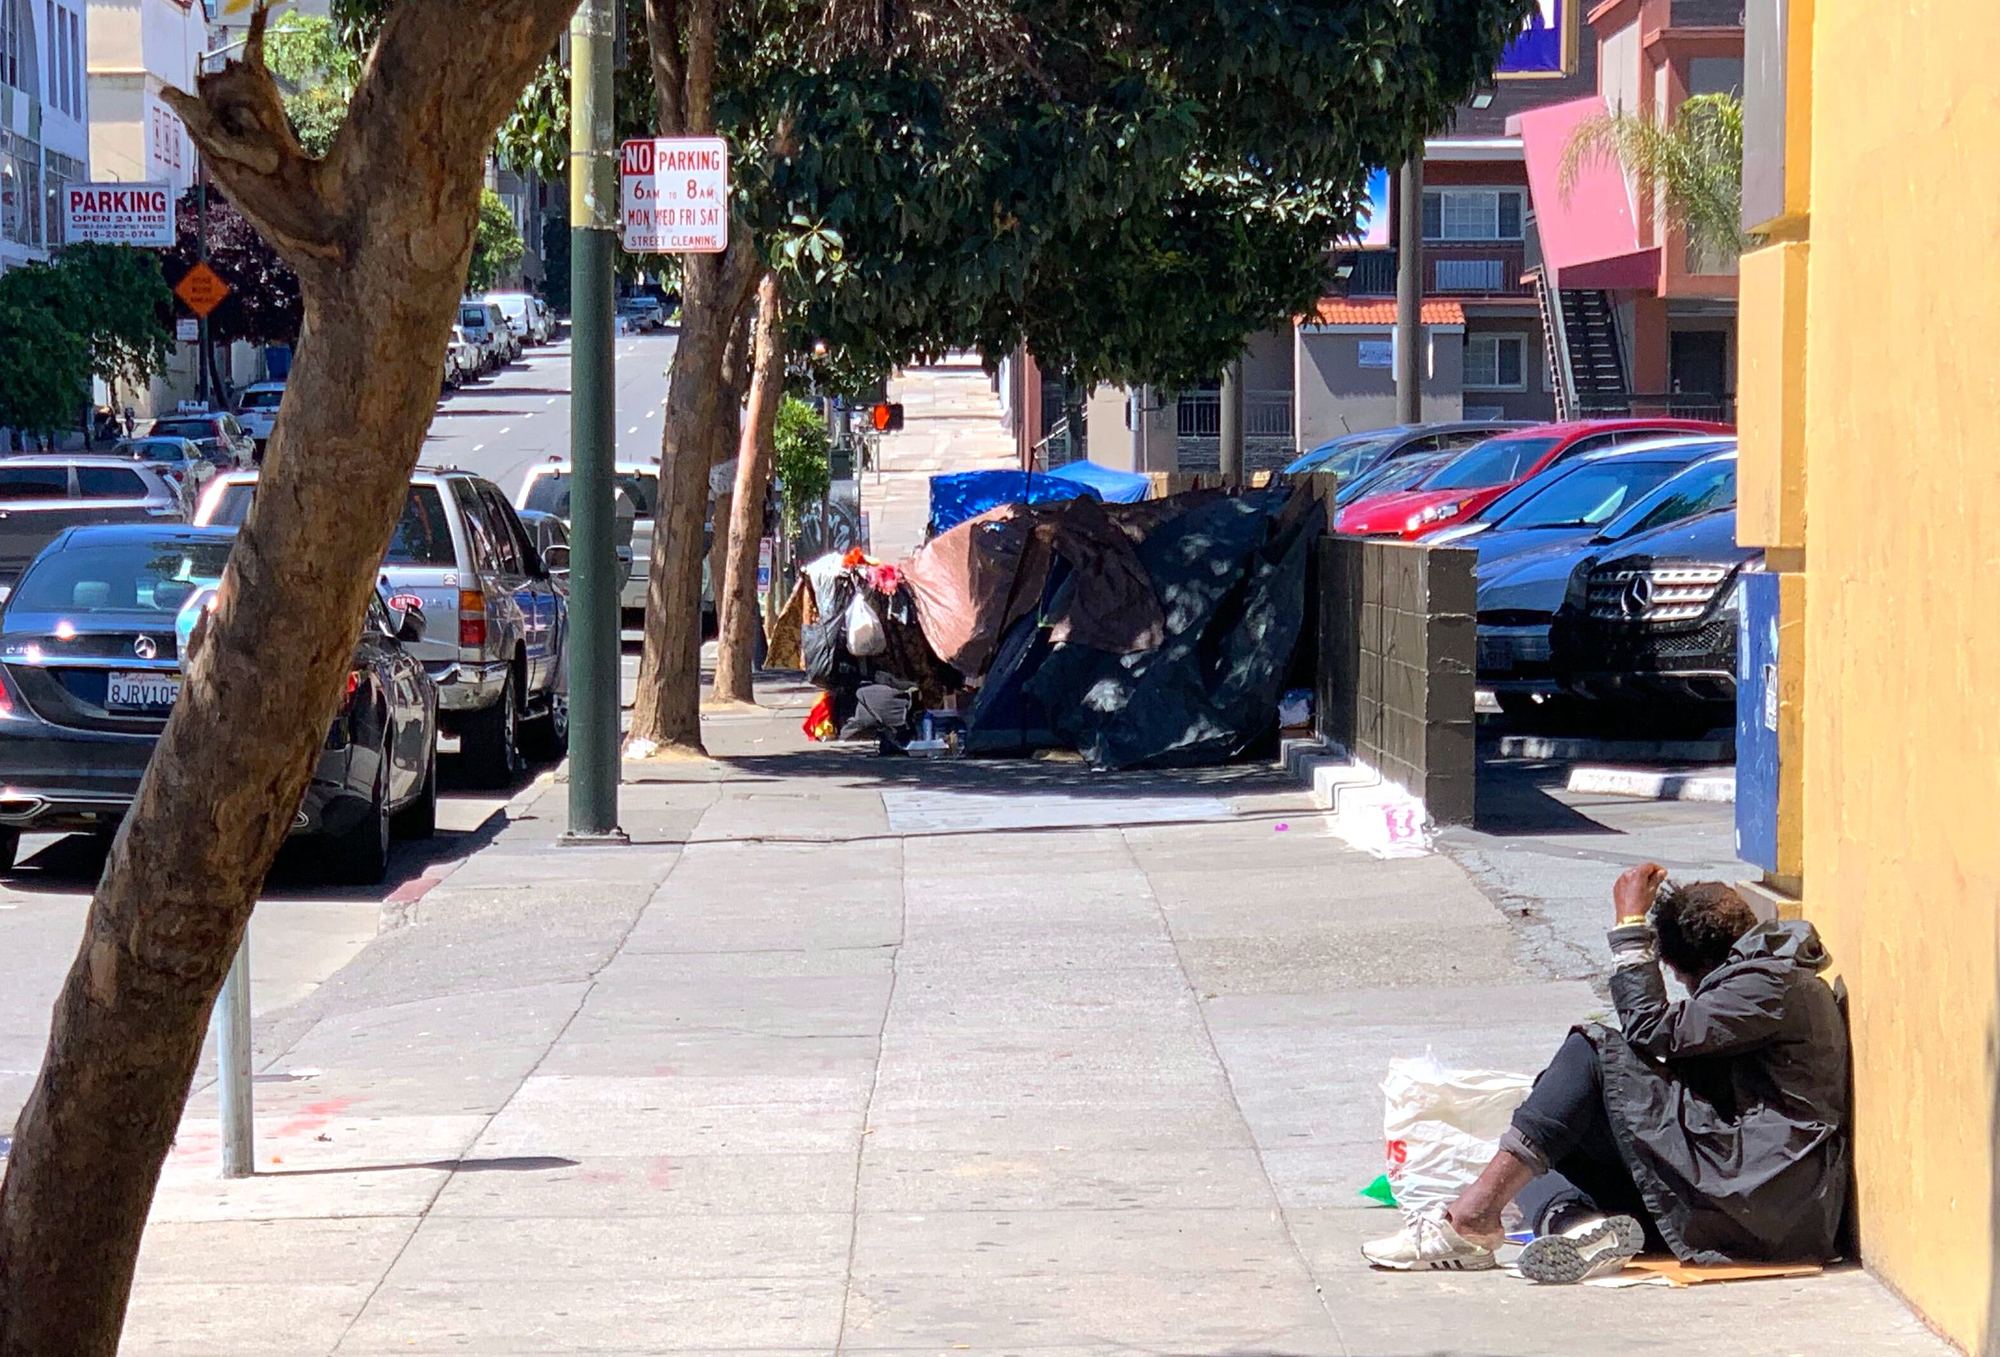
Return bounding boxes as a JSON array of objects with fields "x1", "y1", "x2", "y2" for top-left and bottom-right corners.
[{"x1": 561, "y1": 0, "x2": 626, "y2": 844}]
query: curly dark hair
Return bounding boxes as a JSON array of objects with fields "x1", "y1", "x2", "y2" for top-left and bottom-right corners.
[{"x1": 1652, "y1": 880, "x2": 1758, "y2": 979}]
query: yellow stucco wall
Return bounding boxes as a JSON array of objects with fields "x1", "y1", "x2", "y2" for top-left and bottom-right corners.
[{"x1": 1787, "y1": 2, "x2": 2000, "y2": 1347}]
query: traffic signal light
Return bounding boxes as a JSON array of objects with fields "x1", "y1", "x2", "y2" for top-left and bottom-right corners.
[{"x1": 870, "y1": 402, "x2": 905, "y2": 433}]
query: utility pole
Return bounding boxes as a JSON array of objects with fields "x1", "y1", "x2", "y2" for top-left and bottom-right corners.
[
  {"x1": 561, "y1": 0, "x2": 626, "y2": 845},
  {"x1": 1218, "y1": 360, "x2": 1245, "y2": 490},
  {"x1": 1395, "y1": 157, "x2": 1424, "y2": 425}
]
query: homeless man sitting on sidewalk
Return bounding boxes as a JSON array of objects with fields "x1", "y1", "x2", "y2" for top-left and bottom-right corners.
[{"x1": 1364, "y1": 863, "x2": 1850, "y2": 1283}]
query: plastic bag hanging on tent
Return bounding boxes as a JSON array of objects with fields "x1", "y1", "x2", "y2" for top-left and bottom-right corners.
[
  {"x1": 1381, "y1": 1053, "x2": 1534, "y2": 1226},
  {"x1": 845, "y1": 593, "x2": 888, "y2": 657}
]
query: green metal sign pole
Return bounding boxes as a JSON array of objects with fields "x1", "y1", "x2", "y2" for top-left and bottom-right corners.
[{"x1": 562, "y1": 0, "x2": 626, "y2": 844}]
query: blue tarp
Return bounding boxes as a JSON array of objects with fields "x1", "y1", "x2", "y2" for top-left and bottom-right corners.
[
  {"x1": 1045, "y1": 459, "x2": 1151, "y2": 503},
  {"x1": 927, "y1": 470, "x2": 1097, "y2": 537}
]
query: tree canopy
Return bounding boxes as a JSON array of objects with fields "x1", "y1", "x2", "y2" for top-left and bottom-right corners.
[
  {"x1": 468, "y1": 190, "x2": 528, "y2": 292},
  {"x1": 316, "y1": 0, "x2": 1531, "y2": 388},
  {"x1": 0, "y1": 245, "x2": 174, "y2": 436}
]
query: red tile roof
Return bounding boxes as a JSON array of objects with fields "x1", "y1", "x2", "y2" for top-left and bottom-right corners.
[{"x1": 1308, "y1": 299, "x2": 1466, "y2": 326}]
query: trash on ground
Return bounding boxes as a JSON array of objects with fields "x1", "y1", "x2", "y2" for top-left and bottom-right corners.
[{"x1": 1382, "y1": 1053, "x2": 1534, "y2": 1225}]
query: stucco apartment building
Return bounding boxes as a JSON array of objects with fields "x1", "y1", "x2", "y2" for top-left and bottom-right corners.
[
  {"x1": 1736, "y1": 0, "x2": 2000, "y2": 1349},
  {"x1": 1017, "y1": 0, "x2": 1746, "y2": 473},
  {"x1": 1, "y1": 0, "x2": 92, "y2": 274}
]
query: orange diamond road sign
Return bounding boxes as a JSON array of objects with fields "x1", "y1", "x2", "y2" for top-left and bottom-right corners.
[{"x1": 174, "y1": 262, "x2": 231, "y2": 318}]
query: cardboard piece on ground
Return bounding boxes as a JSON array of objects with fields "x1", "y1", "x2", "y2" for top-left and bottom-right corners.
[{"x1": 1586, "y1": 1258, "x2": 1824, "y2": 1288}]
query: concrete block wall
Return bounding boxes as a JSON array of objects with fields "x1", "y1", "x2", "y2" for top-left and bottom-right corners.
[{"x1": 1313, "y1": 534, "x2": 1477, "y2": 824}]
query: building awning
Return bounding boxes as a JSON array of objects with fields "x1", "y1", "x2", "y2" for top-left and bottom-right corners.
[
  {"x1": 1509, "y1": 96, "x2": 1661, "y2": 291},
  {"x1": 1306, "y1": 299, "x2": 1466, "y2": 328}
]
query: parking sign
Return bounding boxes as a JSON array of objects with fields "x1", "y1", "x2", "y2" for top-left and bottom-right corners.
[{"x1": 620, "y1": 137, "x2": 729, "y2": 254}]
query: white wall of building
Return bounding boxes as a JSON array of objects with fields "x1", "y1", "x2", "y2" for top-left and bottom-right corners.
[{"x1": 2, "y1": 0, "x2": 93, "y2": 272}]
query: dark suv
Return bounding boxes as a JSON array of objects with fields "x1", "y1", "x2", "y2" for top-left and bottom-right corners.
[{"x1": 1548, "y1": 507, "x2": 1759, "y2": 707}]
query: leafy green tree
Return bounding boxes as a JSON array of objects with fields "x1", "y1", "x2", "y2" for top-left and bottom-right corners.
[
  {"x1": 0, "y1": 246, "x2": 173, "y2": 438},
  {"x1": 771, "y1": 392, "x2": 830, "y2": 533},
  {"x1": 265, "y1": 12, "x2": 365, "y2": 156},
  {"x1": 1561, "y1": 91, "x2": 1745, "y2": 265},
  {"x1": 468, "y1": 189, "x2": 527, "y2": 292}
]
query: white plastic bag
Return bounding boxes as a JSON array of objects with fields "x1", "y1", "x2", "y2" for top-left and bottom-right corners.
[
  {"x1": 1381, "y1": 1053, "x2": 1534, "y2": 1224},
  {"x1": 845, "y1": 593, "x2": 887, "y2": 656}
]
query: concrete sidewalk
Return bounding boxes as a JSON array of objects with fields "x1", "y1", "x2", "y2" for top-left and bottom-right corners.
[{"x1": 126, "y1": 688, "x2": 1946, "y2": 1355}]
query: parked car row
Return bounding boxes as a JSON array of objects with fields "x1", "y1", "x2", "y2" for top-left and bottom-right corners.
[
  {"x1": 0, "y1": 453, "x2": 570, "y2": 883},
  {"x1": 1302, "y1": 416, "x2": 1748, "y2": 722}
]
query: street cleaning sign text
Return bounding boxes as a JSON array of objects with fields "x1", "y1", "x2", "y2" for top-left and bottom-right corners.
[
  {"x1": 620, "y1": 137, "x2": 729, "y2": 254},
  {"x1": 63, "y1": 183, "x2": 176, "y2": 248}
]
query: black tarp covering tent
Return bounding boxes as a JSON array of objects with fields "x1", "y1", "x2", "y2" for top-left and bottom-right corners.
[{"x1": 1009, "y1": 490, "x2": 1317, "y2": 769}]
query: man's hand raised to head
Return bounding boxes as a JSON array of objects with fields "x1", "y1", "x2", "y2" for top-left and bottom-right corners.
[{"x1": 1614, "y1": 862, "x2": 1668, "y2": 924}]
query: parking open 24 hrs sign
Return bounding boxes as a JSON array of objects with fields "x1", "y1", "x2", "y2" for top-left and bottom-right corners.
[
  {"x1": 64, "y1": 183, "x2": 176, "y2": 247},
  {"x1": 620, "y1": 137, "x2": 729, "y2": 254}
]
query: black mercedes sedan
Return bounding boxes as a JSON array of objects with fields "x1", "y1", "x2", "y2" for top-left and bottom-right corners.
[{"x1": 0, "y1": 525, "x2": 439, "y2": 883}]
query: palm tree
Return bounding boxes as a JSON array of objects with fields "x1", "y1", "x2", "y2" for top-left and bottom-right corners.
[{"x1": 1560, "y1": 92, "x2": 1745, "y2": 266}]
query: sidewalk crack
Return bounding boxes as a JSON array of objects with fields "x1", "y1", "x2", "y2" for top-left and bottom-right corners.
[
  {"x1": 324, "y1": 849, "x2": 679, "y2": 1356},
  {"x1": 833, "y1": 834, "x2": 903, "y2": 1354},
  {"x1": 1118, "y1": 827, "x2": 1354, "y2": 1357}
]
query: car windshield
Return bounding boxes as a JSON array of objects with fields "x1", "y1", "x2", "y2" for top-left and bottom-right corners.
[
  {"x1": 149, "y1": 418, "x2": 214, "y2": 440},
  {"x1": 240, "y1": 390, "x2": 283, "y2": 410},
  {"x1": 1476, "y1": 458, "x2": 1688, "y2": 532},
  {"x1": 1421, "y1": 437, "x2": 1562, "y2": 491},
  {"x1": 1335, "y1": 451, "x2": 1455, "y2": 506},
  {"x1": 10, "y1": 537, "x2": 232, "y2": 615},
  {"x1": 523, "y1": 470, "x2": 658, "y2": 518},
  {"x1": 459, "y1": 306, "x2": 487, "y2": 327},
  {"x1": 206, "y1": 484, "x2": 458, "y2": 565},
  {"x1": 121, "y1": 440, "x2": 187, "y2": 463},
  {"x1": 1301, "y1": 431, "x2": 1404, "y2": 478},
  {"x1": 1601, "y1": 457, "x2": 1737, "y2": 541}
]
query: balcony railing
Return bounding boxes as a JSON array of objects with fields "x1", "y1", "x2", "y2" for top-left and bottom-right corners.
[
  {"x1": 1177, "y1": 390, "x2": 1295, "y2": 439},
  {"x1": 1333, "y1": 243, "x2": 1532, "y2": 298}
]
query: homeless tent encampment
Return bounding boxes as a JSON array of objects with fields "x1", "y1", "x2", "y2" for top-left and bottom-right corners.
[
  {"x1": 1044, "y1": 459, "x2": 1151, "y2": 504},
  {"x1": 926, "y1": 469, "x2": 1099, "y2": 538},
  {"x1": 895, "y1": 486, "x2": 1316, "y2": 769}
]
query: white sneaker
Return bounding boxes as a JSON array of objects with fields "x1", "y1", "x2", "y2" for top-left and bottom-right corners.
[
  {"x1": 1361, "y1": 1212, "x2": 1498, "y2": 1272},
  {"x1": 1516, "y1": 1213, "x2": 1645, "y2": 1284}
]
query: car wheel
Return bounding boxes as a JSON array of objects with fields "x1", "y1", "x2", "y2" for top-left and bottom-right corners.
[
  {"x1": 326, "y1": 757, "x2": 392, "y2": 886},
  {"x1": 392, "y1": 742, "x2": 439, "y2": 839},
  {"x1": 521, "y1": 689, "x2": 569, "y2": 762},
  {"x1": 458, "y1": 668, "x2": 524, "y2": 789},
  {"x1": 0, "y1": 828, "x2": 19, "y2": 874}
]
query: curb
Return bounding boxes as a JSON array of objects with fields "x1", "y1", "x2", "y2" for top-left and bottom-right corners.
[
  {"x1": 1280, "y1": 738, "x2": 1434, "y2": 857},
  {"x1": 1566, "y1": 765, "x2": 1737, "y2": 803},
  {"x1": 1492, "y1": 733, "x2": 1735, "y2": 764}
]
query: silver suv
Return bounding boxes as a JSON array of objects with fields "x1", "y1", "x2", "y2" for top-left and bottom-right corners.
[
  {"x1": 0, "y1": 456, "x2": 187, "y2": 587},
  {"x1": 196, "y1": 467, "x2": 566, "y2": 785}
]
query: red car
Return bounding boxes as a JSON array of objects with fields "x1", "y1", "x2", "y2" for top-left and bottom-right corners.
[{"x1": 1334, "y1": 418, "x2": 1734, "y2": 539}]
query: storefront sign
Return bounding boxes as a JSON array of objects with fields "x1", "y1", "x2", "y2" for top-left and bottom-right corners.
[
  {"x1": 620, "y1": 137, "x2": 729, "y2": 253},
  {"x1": 63, "y1": 183, "x2": 176, "y2": 248}
]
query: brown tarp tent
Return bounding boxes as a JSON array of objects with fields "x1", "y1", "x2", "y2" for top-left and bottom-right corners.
[{"x1": 901, "y1": 496, "x2": 1203, "y2": 677}]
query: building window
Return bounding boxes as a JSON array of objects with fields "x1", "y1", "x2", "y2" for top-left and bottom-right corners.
[
  {"x1": 43, "y1": 148, "x2": 80, "y2": 243},
  {"x1": 1422, "y1": 188, "x2": 1525, "y2": 242},
  {"x1": 1, "y1": 129, "x2": 43, "y2": 246},
  {"x1": 64, "y1": 7, "x2": 78, "y2": 115},
  {"x1": 0, "y1": 0, "x2": 25, "y2": 91},
  {"x1": 1464, "y1": 334, "x2": 1527, "y2": 390}
]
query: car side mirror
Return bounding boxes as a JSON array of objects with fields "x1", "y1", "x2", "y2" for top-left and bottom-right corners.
[
  {"x1": 389, "y1": 601, "x2": 427, "y2": 643},
  {"x1": 543, "y1": 543, "x2": 571, "y2": 579}
]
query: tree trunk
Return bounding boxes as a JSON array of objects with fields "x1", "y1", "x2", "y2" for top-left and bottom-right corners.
[
  {"x1": 0, "y1": 5, "x2": 572, "y2": 1353},
  {"x1": 626, "y1": 246, "x2": 755, "y2": 753},
  {"x1": 713, "y1": 271, "x2": 784, "y2": 704}
]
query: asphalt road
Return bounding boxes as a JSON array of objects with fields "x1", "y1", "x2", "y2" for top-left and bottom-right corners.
[
  {"x1": 0, "y1": 331, "x2": 692, "y2": 1136},
  {"x1": 423, "y1": 327, "x2": 681, "y2": 499}
]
